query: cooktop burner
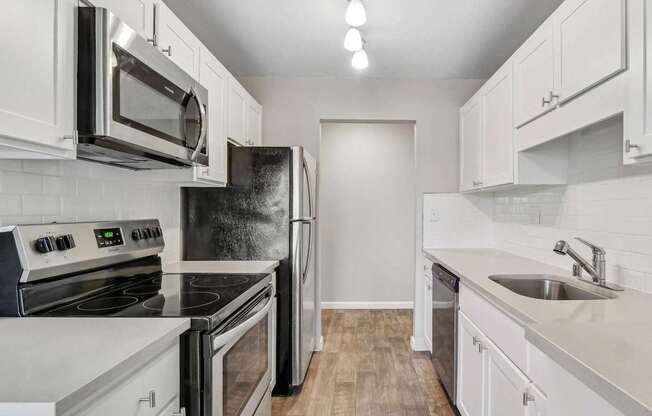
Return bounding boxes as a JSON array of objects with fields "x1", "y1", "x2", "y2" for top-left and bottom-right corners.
[
  {"x1": 142, "y1": 291, "x2": 220, "y2": 311},
  {"x1": 190, "y1": 275, "x2": 250, "y2": 288},
  {"x1": 123, "y1": 284, "x2": 161, "y2": 296},
  {"x1": 77, "y1": 296, "x2": 139, "y2": 311}
]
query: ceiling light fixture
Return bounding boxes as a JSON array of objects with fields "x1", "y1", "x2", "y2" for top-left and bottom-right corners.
[
  {"x1": 344, "y1": 27, "x2": 363, "y2": 52},
  {"x1": 351, "y1": 48, "x2": 369, "y2": 70},
  {"x1": 345, "y1": 0, "x2": 367, "y2": 27}
]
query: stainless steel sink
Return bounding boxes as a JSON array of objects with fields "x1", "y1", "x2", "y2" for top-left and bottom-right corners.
[{"x1": 489, "y1": 274, "x2": 614, "y2": 300}]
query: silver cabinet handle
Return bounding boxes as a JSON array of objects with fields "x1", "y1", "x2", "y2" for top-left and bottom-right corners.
[
  {"x1": 476, "y1": 181, "x2": 483, "y2": 187},
  {"x1": 477, "y1": 342, "x2": 487, "y2": 353},
  {"x1": 542, "y1": 96, "x2": 551, "y2": 107},
  {"x1": 625, "y1": 139, "x2": 640, "y2": 153},
  {"x1": 172, "y1": 408, "x2": 187, "y2": 416},
  {"x1": 138, "y1": 390, "x2": 156, "y2": 408},
  {"x1": 522, "y1": 392, "x2": 535, "y2": 406},
  {"x1": 161, "y1": 45, "x2": 172, "y2": 56},
  {"x1": 472, "y1": 336, "x2": 480, "y2": 346},
  {"x1": 146, "y1": 38, "x2": 157, "y2": 47}
]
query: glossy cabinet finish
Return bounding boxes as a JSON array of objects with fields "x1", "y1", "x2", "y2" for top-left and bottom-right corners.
[
  {"x1": 458, "y1": 311, "x2": 486, "y2": 416},
  {"x1": 0, "y1": 0, "x2": 76, "y2": 159},
  {"x1": 513, "y1": 21, "x2": 556, "y2": 127},
  {"x1": 155, "y1": 1, "x2": 201, "y2": 79},
  {"x1": 459, "y1": 96, "x2": 483, "y2": 192}
]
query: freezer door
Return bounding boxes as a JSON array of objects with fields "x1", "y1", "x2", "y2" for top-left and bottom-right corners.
[{"x1": 290, "y1": 147, "x2": 317, "y2": 387}]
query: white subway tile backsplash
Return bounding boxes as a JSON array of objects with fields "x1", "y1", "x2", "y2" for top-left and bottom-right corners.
[
  {"x1": 493, "y1": 118, "x2": 652, "y2": 291},
  {"x1": 0, "y1": 160, "x2": 181, "y2": 263}
]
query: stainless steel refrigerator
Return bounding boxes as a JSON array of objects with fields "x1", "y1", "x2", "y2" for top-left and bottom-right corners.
[{"x1": 181, "y1": 146, "x2": 317, "y2": 395}]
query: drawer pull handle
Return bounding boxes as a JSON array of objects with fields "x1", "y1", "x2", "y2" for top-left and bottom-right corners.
[
  {"x1": 138, "y1": 390, "x2": 156, "y2": 408},
  {"x1": 522, "y1": 391, "x2": 535, "y2": 406},
  {"x1": 472, "y1": 336, "x2": 480, "y2": 346},
  {"x1": 477, "y1": 342, "x2": 487, "y2": 353}
]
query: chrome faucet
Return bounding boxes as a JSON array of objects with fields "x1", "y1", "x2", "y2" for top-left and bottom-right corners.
[{"x1": 553, "y1": 238, "x2": 622, "y2": 290}]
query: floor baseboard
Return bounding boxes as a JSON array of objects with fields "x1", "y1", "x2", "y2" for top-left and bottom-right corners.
[{"x1": 321, "y1": 301, "x2": 414, "y2": 310}]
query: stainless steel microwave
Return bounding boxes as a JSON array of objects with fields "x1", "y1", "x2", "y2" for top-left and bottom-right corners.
[{"x1": 77, "y1": 7, "x2": 208, "y2": 170}]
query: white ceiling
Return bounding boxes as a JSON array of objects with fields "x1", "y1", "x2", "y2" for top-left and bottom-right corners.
[{"x1": 163, "y1": 0, "x2": 564, "y2": 79}]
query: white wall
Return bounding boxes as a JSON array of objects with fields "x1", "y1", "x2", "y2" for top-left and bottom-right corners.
[
  {"x1": 0, "y1": 160, "x2": 181, "y2": 264},
  {"x1": 320, "y1": 122, "x2": 415, "y2": 307},
  {"x1": 494, "y1": 118, "x2": 652, "y2": 291}
]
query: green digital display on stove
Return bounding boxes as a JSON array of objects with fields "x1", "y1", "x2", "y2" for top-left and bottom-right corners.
[{"x1": 94, "y1": 228, "x2": 123, "y2": 248}]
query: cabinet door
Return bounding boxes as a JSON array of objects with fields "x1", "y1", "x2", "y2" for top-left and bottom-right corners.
[
  {"x1": 553, "y1": 0, "x2": 626, "y2": 104},
  {"x1": 227, "y1": 77, "x2": 247, "y2": 144},
  {"x1": 91, "y1": 0, "x2": 154, "y2": 40},
  {"x1": 485, "y1": 338, "x2": 530, "y2": 416},
  {"x1": 513, "y1": 21, "x2": 555, "y2": 127},
  {"x1": 196, "y1": 46, "x2": 228, "y2": 184},
  {"x1": 0, "y1": 0, "x2": 76, "y2": 158},
  {"x1": 458, "y1": 311, "x2": 486, "y2": 416},
  {"x1": 246, "y1": 99, "x2": 263, "y2": 146},
  {"x1": 459, "y1": 97, "x2": 483, "y2": 192},
  {"x1": 423, "y1": 275, "x2": 433, "y2": 352},
  {"x1": 482, "y1": 63, "x2": 514, "y2": 188},
  {"x1": 156, "y1": 1, "x2": 200, "y2": 79}
]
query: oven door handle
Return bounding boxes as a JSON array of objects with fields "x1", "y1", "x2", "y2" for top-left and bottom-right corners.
[
  {"x1": 189, "y1": 86, "x2": 208, "y2": 162},
  {"x1": 212, "y1": 286, "x2": 275, "y2": 351}
]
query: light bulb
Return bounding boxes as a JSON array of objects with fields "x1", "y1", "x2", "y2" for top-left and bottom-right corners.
[
  {"x1": 344, "y1": 27, "x2": 363, "y2": 52},
  {"x1": 351, "y1": 49, "x2": 369, "y2": 70},
  {"x1": 345, "y1": 0, "x2": 367, "y2": 27}
]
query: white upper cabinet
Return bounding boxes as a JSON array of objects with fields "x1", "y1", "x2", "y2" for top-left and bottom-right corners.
[
  {"x1": 155, "y1": 1, "x2": 201, "y2": 79},
  {"x1": 227, "y1": 76, "x2": 248, "y2": 145},
  {"x1": 513, "y1": 21, "x2": 555, "y2": 127},
  {"x1": 459, "y1": 96, "x2": 483, "y2": 192},
  {"x1": 246, "y1": 98, "x2": 263, "y2": 146},
  {"x1": 482, "y1": 63, "x2": 514, "y2": 188},
  {"x1": 0, "y1": 0, "x2": 76, "y2": 159},
  {"x1": 553, "y1": 0, "x2": 627, "y2": 104},
  {"x1": 91, "y1": 0, "x2": 154, "y2": 40},
  {"x1": 196, "y1": 45, "x2": 229, "y2": 185}
]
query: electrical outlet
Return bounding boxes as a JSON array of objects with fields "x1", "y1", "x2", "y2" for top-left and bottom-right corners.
[{"x1": 429, "y1": 208, "x2": 440, "y2": 223}]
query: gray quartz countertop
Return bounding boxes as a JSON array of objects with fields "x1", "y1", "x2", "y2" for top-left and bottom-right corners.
[
  {"x1": 163, "y1": 260, "x2": 279, "y2": 275},
  {"x1": 423, "y1": 248, "x2": 652, "y2": 416},
  {"x1": 0, "y1": 317, "x2": 190, "y2": 414}
]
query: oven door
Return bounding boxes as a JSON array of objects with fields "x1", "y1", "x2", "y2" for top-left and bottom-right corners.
[{"x1": 207, "y1": 286, "x2": 274, "y2": 416}]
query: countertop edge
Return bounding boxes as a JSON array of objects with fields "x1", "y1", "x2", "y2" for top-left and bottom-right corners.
[
  {"x1": 422, "y1": 247, "x2": 652, "y2": 416},
  {"x1": 56, "y1": 319, "x2": 190, "y2": 414},
  {"x1": 525, "y1": 327, "x2": 652, "y2": 416}
]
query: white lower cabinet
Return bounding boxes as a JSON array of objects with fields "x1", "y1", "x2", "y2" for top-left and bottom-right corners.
[
  {"x1": 485, "y1": 337, "x2": 531, "y2": 416},
  {"x1": 75, "y1": 343, "x2": 184, "y2": 416},
  {"x1": 458, "y1": 311, "x2": 486, "y2": 416},
  {"x1": 423, "y1": 274, "x2": 433, "y2": 352}
]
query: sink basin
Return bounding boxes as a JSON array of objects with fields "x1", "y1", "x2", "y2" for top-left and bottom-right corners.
[{"x1": 489, "y1": 275, "x2": 613, "y2": 300}]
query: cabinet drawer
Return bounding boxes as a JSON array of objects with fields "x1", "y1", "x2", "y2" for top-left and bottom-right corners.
[
  {"x1": 459, "y1": 284, "x2": 526, "y2": 372},
  {"x1": 78, "y1": 343, "x2": 180, "y2": 416}
]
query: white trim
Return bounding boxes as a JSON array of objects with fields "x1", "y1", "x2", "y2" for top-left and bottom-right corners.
[
  {"x1": 321, "y1": 301, "x2": 414, "y2": 310},
  {"x1": 410, "y1": 336, "x2": 427, "y2": 351},
  {"x1": 314, "y1": 336, "x2": 324, "y2": 352}
]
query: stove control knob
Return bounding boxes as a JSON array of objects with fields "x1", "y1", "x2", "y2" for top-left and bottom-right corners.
[
  {"x1": 140, "y1": 228, "x2": 149, "y2": 240},
  {"x1": 132, "y1": 229, "x2": 142, "y2": 241},
  {"x1": 54, "y1": 234, "x2": 75, "y2": 251},
  {"x1": 35, "y1": 236, "x2": 55, "y2": 253},
  {"x1": 146, "y1": 228, "x2": 153, "y2": 239},
  {"x1": 155, "y1": 227, "x2": 162, "y2": 238}
]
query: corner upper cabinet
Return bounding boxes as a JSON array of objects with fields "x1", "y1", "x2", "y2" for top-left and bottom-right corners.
[
  {"x1": 459, "y1": 95, "x2": 483, "y2": 192},
  {"x1": 553, "y1": 0, "x2": 627, "y2": 105},
  {"x1": 513, "y1": 21, "x2": 555, "y2": 127},
  {"x1": 155, "y1": 1, "x2": 201, "y2": 79},
  {"x1": 195, "y1": 45, "x2": 229, "y2": 185},
  {"x1": 0, "y1": 0, "x2": 76, "y2": 159},
  {"x1": 227, "y1": 76, "x2": 248, "y2": 145},
  {"x1": 90, "y1": 0, "x2": 154, "y2": 40},
  {"x1": 482, "y1": 63, "x2": 514, "y2": 188},
  {"x1": 246, "y1": 98, "x2": 263, "y2": 146}
]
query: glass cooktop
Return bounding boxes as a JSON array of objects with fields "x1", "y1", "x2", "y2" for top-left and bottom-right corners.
[{"x1": 40, "y1": 273, "x2": 271, "y2": 329}]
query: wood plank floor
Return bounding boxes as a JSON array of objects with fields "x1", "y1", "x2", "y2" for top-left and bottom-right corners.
[{"x1": 272, "y1": 310, "x2": 455, "y2": 416}]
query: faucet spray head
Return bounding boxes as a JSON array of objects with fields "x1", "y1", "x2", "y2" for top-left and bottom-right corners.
[{"x1": 554, "y1": 240, "x2": 569, "y2": 255}]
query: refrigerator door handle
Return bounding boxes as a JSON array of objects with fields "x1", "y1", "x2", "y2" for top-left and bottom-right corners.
[{"x1": 290, "y1": 217, "x2": 316, "y2": 223}]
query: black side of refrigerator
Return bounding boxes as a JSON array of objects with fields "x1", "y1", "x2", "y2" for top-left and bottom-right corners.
[{"x1": 181, "y1": 146, "x2": 296, "y2": 395}]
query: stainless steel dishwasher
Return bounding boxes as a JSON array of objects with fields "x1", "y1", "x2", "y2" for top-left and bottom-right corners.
[{"x1": 431, "y1": 263, "x2": 460, "y2": 407}]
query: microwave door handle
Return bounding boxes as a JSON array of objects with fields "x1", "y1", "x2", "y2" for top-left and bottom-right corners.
[
  {"x1": 212, "y1": 286, "x2": 274, "y2": 350},
  {"x1": 190, "y1": 87, "x2": 208, "y2": 162}
]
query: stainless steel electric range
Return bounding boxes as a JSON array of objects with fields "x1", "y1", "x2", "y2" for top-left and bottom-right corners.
[{"x1": 0, "y1": 219, "x2": 274, "y2": 416}]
